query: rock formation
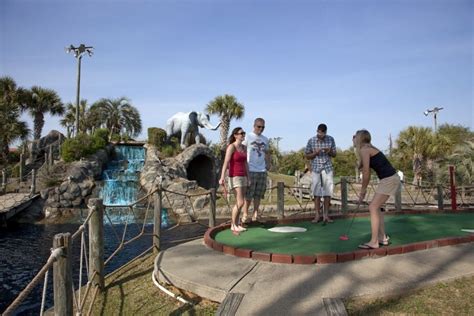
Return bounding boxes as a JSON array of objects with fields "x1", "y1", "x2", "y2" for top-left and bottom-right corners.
[{"x1": 140, "y1": 143, "x2": 218, "y2": 222}]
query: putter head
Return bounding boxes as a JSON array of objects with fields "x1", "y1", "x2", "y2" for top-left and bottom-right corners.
[{"x1": 339, "y1": 235, "x2": 349, "y2": 241}]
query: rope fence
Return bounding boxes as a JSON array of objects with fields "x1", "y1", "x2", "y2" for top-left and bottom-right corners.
[{"x1": 3, "y1": 163, "x2": 472, "y2": 315}]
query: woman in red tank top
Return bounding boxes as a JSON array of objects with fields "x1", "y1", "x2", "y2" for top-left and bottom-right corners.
[{"x1": 219, "y1": 127, "x2": 250, "y2": 235}]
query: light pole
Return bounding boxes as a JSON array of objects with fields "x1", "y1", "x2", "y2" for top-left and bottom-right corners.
[
  {"x1": 65, "y1": 44, "x2": 93, "y2": 137},
  {"x1": 423, "y1": 107, "x2": 443, "y2": 132},
  {"x1": 273, "y1": 137, "x2": 282, "y2": 152}
]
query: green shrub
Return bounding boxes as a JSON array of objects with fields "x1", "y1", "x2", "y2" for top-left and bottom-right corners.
[
  {"x1": 61, "y1": 134, "x2": 107, "y2": 162},
  {"x1": 11, "y1": 164, "x2": 20, "y2": 177},
  {"x1": 110, "y1": 133, "x2": 121, "y2": 142},
  {"x1": 93, "y1": 128, "x2": 109, "y2": 143},
  {"x1": 161, "y1": 144, "x2": 178, "y2": 157},
  {"x1": 7, "y1": 151, "x2": 20, "y2": 164},
  {"x1": 148, "y1": 127, "x2": 167, "y2": 149}
]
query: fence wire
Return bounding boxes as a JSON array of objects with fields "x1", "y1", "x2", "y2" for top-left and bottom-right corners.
[{"x1": 3, "y1": 169, "x2": 472, "y2": 315}]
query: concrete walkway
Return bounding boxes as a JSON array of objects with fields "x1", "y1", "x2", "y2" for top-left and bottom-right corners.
[{"x1": 155, "y1": 240, "x2": 474, "y2": 315}]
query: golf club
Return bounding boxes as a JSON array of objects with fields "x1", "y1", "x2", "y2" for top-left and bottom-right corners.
[{"x1": 339, "y1": 202, "x2": 362, "y2": 241}]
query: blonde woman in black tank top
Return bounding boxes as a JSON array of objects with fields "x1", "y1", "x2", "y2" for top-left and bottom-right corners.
[{"x1": 353, "y1": 129, "x2": 400, "y2": 249}]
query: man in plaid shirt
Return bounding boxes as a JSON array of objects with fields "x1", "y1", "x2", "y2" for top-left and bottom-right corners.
[{"x1": 305, "y1": 123, "x2": 337, "y2": 224}]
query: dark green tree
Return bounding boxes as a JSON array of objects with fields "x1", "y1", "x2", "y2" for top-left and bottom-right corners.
[
  {"x1": 22, "y1": 86, "x2": 64, "y2": 140},
  {"x1": 206, "y1": 94, "x2": 245, "y2": 148},
  {"x1": 0, "y1": 76, "x2": 30, "y2": 163},
  {"x1": 89, "y1": 97, "x2": 142, "y2": 140},
  {"x1": 332, "y1": 148, "x2": 357, "y2": 177}
]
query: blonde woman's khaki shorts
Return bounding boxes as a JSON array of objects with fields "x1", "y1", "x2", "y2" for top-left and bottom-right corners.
[
  {"x1": 228, "y1": 176, "x2": 248, "y2": 189},
  {"x1": 375, "y1": 173, "x2": 401, "y2": 196}
]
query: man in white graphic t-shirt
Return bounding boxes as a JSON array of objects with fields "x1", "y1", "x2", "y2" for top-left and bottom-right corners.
[{"x1": 242, "y1": 118, "x2": 270, "y2": 223}]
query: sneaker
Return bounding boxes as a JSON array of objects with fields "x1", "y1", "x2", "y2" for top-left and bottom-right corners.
[{"x1": 379, "y1": 235, "x2": 390, "y2": 246}]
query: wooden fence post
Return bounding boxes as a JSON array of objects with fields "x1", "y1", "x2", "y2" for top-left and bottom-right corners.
[
  {"x1": 58, "y1": 134, "x2": 62, "y2": 157},
  {"x1": 295, "y1": 170, "x2": 302, "y2": 203},
  {"x1": 209, "y1": 188, "x2": 216, "y2": 227},
  {"x1": 88, "y1": 198, "x2": 104, "y2": 290},
  {"x1": 154, "y1": 187, "x2": 162, "y2": 254},
  {"x1": 341, "y1": 177, "x2": 348, "y2": 212},
  {"x1": 277, "y1": 181, "x2": 285, "y2": 219},
  {"x1": 30, "y1": 169, "x2": 36, "y2": 196},
  {"x1": 53, "y1": 233, "x2": 73, "y2": 315},
  {"x1": 1, "y1": 169, "x2": 6, "y2": 194},
  {"x1": 267, "y1": 178, "x2": 273, "y2": 203},
  {"x1": 49, "y1": 144, "x2": 54, "y2": 166},
  {"x1": 449, "y1": 165, "x2": 457, "y2": 211},
  {"x1": 437, "y1": 185, "x2": 444, "y2": 210},
  {"x1": 395, "y1": 182, "x2": 402, "y2": 212},
  {"x1": 19, "y1": 153, "x2": 24, "y2": 182}
]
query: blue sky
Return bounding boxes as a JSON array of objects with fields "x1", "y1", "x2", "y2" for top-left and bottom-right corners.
[{"x1": 1, "y1": 0, "x2": 472, "y2": 152}]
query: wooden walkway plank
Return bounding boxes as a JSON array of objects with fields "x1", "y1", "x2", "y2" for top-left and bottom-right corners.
[
  {"x1": 323, "y1": 297, "x2": 348, "y2": 316},
  {"x1": 0, "y1": 193, "x2": 40, "y2": 224},
  {"x1": 216, "y1": 293, "x2": 244, "y2": 316}
]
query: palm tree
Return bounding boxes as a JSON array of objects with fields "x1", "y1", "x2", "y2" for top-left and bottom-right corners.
[
  {"x1": 60, "y1": 100, "x2": 90, "y2": 137},
  {"x1": 449, "y1": 140, "x2": 474, "y2": 185},
  {"x1": 23, "y1": 86, "x2": 64, "y2": 140},
  {"x1": 205, "y1": 94, "x2": 245, "y2": 148},
  {"x1": 89, "y1": 97, "x2": 142, "y2": 140},
  {"x1": 437, "y1": 124, "x2": 474, "y2": 153},
  {"x1": 61, "y1": 102, "x2": 78, "y2": 137},
  {"x1": 394, "y1": 126, "x2": 434, "y2": 185},
  {"x1": 0, "y1": 76, "x2": 29, "y2": 163}
]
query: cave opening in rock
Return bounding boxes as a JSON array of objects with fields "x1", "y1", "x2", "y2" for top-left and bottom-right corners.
[{"x1": 186, "y1": 154, "x2": 215, "y2": 189}]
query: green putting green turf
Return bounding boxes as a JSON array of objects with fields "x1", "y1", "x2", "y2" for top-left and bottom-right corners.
[{"x1": 214, "y1": 213, "x2": 474, "y2": 255}]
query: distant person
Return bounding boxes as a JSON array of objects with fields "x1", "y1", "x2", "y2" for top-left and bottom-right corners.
[
  {"x1": 305, "y1": 123, "x2": 337, "y2": 224},
  {"x1": 242, "y1": 118, "x2": 270, "y2": 223},
  {"x1": 219, "y1": 127, "x2": 250, "y2": 235},
  {"x1": 353, "y1": 129, "x2": 400, "y2": 249}
]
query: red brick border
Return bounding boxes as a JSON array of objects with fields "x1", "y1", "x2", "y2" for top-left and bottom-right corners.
[
  {"x1": 293, "y1": 255, "x2": 316, "y2": 264},
  {"x1": 337, "y1": 252, "x2": 354, "y2": 263},
  {"x1": 205, "y1": 209, "x2": 474, "y2": 265},
  {"x1": 252, "y1": 251, "x2": 271, "y2": 262},
  {"x1": 316, "y1": 253, "x2": 337, "y2": 264},
  {"x1": 271, "y1": 253, "x2": 293, "y2": 264},
  {"x1": 234, "y1": 248, "x2": 252, "y2": 258}
]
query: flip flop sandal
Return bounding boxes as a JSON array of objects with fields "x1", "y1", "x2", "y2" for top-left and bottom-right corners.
[
  {"x1": 358, "y1": 243, "x2": 378, "y2": 249},
  {"x1": 311, "y1": 217, "x2": 322, "y2": 224}
]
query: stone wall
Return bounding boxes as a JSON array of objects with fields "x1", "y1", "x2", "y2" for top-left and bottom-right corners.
[
  {"x1": 40, "y1": 146, "x2": 113, "y2": 219},
  {"x1": 140, "y1": 143, "x2": 218, "y2": 221}
]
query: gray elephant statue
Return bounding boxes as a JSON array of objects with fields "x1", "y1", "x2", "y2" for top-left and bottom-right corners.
[{"x1": 165, "y1": 111, "x2": 221, "y2": 149}]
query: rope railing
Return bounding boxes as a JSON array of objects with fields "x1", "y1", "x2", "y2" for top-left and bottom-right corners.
[
  {"x1": 2, "y1": 248, "x2": 64, "y2": 316},
  {"x1": 3, "y1": 165, "x2": 471, "y2": 315}
]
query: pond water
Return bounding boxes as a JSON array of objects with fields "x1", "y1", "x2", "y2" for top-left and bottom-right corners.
[
  {"x1": 1, "y1": 145, "x2": 168, "y2": 315},
  {"x1": 0, "y1": 220, "x2": 154, "y2": 315}
]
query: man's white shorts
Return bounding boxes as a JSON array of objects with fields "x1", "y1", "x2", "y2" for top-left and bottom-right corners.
[{"x1": 311, "y1": 170, "x2": 334, "y2": 197}]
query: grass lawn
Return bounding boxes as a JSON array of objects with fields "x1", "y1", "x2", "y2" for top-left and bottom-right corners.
[
  {"x1": 88, "y1": 249, "x2": 473, "y2": 315},
  {"x1": 90, "y1": 252, "x2": 218, "y2": 315},
  {"x1": 345, "y1": 276, "x2": 474, "y2": 315}
]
